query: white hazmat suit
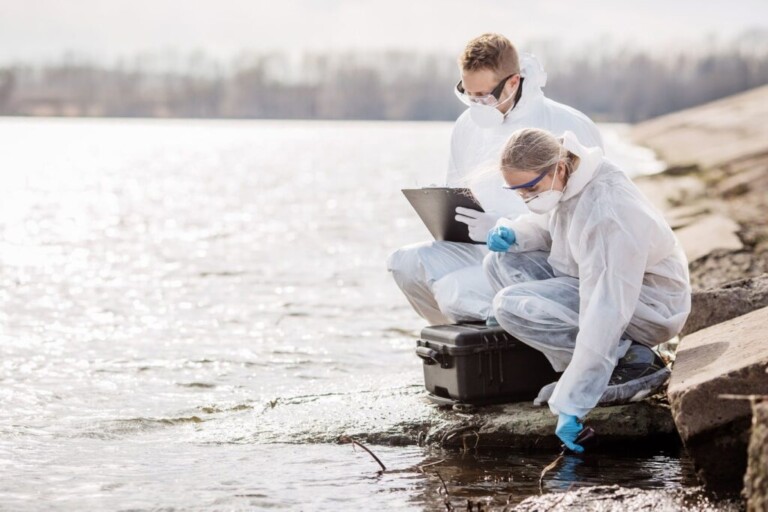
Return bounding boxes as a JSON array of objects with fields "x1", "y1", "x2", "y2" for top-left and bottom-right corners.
[
  {"x1": 388, "y1": 54, "x2": 604, "y2": 324},
  {"x1": 484, "y1": 132, "x2": 691, "y2": 418}
]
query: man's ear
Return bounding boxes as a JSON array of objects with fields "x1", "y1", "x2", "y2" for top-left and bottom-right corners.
[{"x1": 507, "y1": 74, "x2": 521, "y2": 93}]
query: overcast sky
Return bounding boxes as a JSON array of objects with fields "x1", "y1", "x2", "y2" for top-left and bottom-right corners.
[{"x1": 2, "y1": 0, "x2": 768, "y2": 64}]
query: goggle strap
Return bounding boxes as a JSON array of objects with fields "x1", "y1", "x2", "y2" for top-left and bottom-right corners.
[{"x1": 504, "y1": 166, "x2": 551, "y2": 190}]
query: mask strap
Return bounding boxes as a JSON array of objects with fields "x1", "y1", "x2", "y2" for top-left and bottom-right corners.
[{"x1": 503, "y1": 77, "x2": 525, "y2": 116}]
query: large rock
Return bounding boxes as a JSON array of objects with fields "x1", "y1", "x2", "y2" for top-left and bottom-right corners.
[
  {"x1": 674, "y1": 214, "x2": 743, "y2": 263},
  {"x1": 668, "y1": 306, "x2": 768, "y2": 492},
  {"x1": 746, "y1": 399, "x2": 768, "y2": 512},
  {"x1": 684, "y1": 274, "x2": 768, "y2": 336},
  {"x1": 632, "y1": 84, "x2": 768, "y2": 170},
  {"x1": 425, "y1": 400, "x2": 677, "y2": 451},
  {"x1": 241, "y1": 373, "x2": 677, "y2": 450},
  {"x1": 515, "y1": 485, "x2": 742, "y2": 512}
]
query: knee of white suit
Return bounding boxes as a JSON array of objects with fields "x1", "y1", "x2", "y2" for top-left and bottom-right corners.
[
  {"x1": 491, "y1": 286, "x2": 577, "y2": 372},
  {"x1": 491, "y1": 288, "x2": 535, "y2": 337},
  {"x1": 389, "y1": 241, "x2": 489, "y2": 288},
  {"x1": 387, "y1": 244, "x2": 417, "y2": 275},
  {"x1": 483, "y1": 250, "x2": 555, "y2": 292},
  {"x1": 432, "y1": 265, "x2": 494, "y2": 323},
  {"x1": 482, "y1": 252, "x2": 501, "y2": 286},
  {"x1": 387, "y1": 242, "x2": 430, "y2": 290}
]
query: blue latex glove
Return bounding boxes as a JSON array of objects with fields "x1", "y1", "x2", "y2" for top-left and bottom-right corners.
[
  {"x1": 556, "y1": 414, "x2": 585, "y2": 453},
  {"x1": 486, "y1": 226, "x2": 516, "y2": 252}
]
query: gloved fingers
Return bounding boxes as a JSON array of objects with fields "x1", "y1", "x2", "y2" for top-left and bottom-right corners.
[
  {"x1": 488, "y1": 227, "x2": 515, "y2": 247},
  {"x1": 467, "y1": 228, "x2": 486, "y2": 243},
  {"x1": 454, "y1": 215, "x2": 475, "y2": 224},
  {"x1": 487, "y1": 231, "x2": 503, "y2": 250},
  {"x1": 555, "y1": 414, "x2": 585, "y2": 453},
  {"x1": 487, "y1": 236, "x2": 511, "y2": 252},
  {"x1": 455, "y1": 206, "x2": 482, "y2": 219},
  {"x1": 454, "y1": 214, "x2": 474, "y2": 226},
  {"x1": 489, "y1": 226, "x2": 504, "y2": 238},
  {"x1": 500, "y1": 227, "x2": 516, "y2": 244},
  {"x1": 561, "y1": 439, "x2": 585, "y2": 453}
]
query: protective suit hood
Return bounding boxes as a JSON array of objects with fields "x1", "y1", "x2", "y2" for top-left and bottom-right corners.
[
  {"x1": 560, "y1": 130, "x2": 604, "y2": 202},
  {"x1": 504, "y1": 54, "x2": 547, "y2": 123}
]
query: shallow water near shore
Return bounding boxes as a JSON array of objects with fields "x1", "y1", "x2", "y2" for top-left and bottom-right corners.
[{"x1": 0, "y1": 118, "x2": 729, "y2": 511}]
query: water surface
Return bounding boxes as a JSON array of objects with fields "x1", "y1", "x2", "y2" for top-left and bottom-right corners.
[{"x1": 0, "y1": 118, "x2": 704, "y2": 511}]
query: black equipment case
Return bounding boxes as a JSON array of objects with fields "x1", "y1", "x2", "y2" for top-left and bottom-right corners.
[{"x1": 416, "y1": 323, "x2": 560, "y2": 405}]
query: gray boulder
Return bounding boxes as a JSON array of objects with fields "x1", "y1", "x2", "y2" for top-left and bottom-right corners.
[
  {"x1": 427, "y1": 400, "x2": 676, "y2": 451},
  {"x1": 746, "y1": 398, "x2": 768, "y2": 511},
  {"x1": 668, "y1": 306, "x2": 768, "y2": 492},
  {"x1": 684, "y1": 274, "x2": 768, "y2": 336}
]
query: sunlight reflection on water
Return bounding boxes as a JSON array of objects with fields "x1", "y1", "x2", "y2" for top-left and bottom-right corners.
[{"x1": 0, "y1": 118, "x2": 699, "y2": 511}]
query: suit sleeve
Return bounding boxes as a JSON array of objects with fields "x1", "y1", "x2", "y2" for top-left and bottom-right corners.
[{"x1": 548, "y1": 204, "x2": 650, "y2": 418}]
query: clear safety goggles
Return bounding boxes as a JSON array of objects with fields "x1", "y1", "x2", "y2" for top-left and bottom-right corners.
[
  {"x1": 503, "y1": 163, "x2": 556, "y2": 198},
  {"x1": 454, "y1": 74, "x2": 516, "y2": 106}
]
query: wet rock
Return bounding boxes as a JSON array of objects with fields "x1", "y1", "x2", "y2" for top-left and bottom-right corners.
[
  {"x1": 674, "y1": 214, "x2": 743, "y2": 263},
  {"x1": 514, "y1": 484, "x2": 742, "y2": 512},
  {"x1": 667, "y1": 306, "x2": 768, "y2": 492},
  {"x1": 745, "y1": 399, "x2": 768, "y2": 512},
  {"x1": 635, "y1": 174, "x2": 707, "y2": 212},
  {"x1": 688, "y1": 250, "x2": 768, "y2": 291},
  {"x1": 664, "y1": 203, "x2": 712, "y2": 230},
  {"x1": 684, "y1": 274, "x2": 768, "y2": 336},
  {"x1": 716, "y1": 167, "x2": 766, "y2": 198},
  {"x1": 248, "y1": 376, "x2": 678, "y2": 452},
  {"x1": 425, "y1": 400, "x2": 677, "y2": 451}
]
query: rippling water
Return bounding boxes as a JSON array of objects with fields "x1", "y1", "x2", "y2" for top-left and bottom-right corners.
[{"x1": 0, "y1": 117, "x2": 708, "y2": 511}]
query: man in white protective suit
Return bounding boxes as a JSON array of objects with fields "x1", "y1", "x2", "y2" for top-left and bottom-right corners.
[{"x1": 387, "y1": 33, "x2": 603, "y2": 325}]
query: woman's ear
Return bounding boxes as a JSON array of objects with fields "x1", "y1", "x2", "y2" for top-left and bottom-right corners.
[{"x1": 556, "y1": 161, "x2": 569, "y2": 186}]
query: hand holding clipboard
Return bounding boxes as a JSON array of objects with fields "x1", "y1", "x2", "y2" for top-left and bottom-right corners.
[{"x1": 401, "y1": 188, "x2": 486, "y2": 244}]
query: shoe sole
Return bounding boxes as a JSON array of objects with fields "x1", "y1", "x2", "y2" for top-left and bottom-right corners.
[{"x1": 597, "y1": 366, "x2": 671, "y2": 407}]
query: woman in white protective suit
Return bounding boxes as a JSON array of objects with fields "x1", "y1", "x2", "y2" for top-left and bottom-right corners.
[{"x1": 483, "y1": 128, "x2": 691, "y2": 452}]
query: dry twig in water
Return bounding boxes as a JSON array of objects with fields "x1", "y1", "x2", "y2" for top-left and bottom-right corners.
[
  {"x1": 417, "y1": 459, "x2": 446, "y2": 472},
  {"x1": 538, "y1": 452, "x2": 564, "y2": 494},
  {"x1": 441, "y1": 425, "x2": 478, "y2": 445},
  {"x1": 338, "y1": 436, "x2": 386, "y2": 473},
  {"x1": 461, "y1": 431, "x2": 480, "y2": 453},
  {"x1": 434, "y1": 471, "x2": 453, "y2": 511}
]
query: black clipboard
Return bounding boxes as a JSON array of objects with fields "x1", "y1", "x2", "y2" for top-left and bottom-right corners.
[{"x1": 401, "y1": 187, "x2": 484, "y2": 244}]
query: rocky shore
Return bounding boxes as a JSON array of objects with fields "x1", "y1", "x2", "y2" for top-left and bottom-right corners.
[
  {"x1": 630, "y1": 85, "x2": 768, "y2": 508},
  {"x1": 399, "y1": 85, "x2": 768, "y2": 509},
  {"x1": 631, "y1": 83, "x2": 768, "y2": 291}
]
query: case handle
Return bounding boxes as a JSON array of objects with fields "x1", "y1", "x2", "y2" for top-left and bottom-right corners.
[{"x1": 416, "y1": 346, "x2": 442, "y2": 366}]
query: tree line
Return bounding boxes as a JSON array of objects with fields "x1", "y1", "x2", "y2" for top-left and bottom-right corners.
[{"x1": 1, "y1": 40, "x2": 768, "y2": 123}]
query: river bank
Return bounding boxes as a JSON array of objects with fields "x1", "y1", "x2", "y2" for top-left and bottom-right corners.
[
  {"x1": 631, "y1": 84, "x2": 768, "y2": 290},
  {"x1": 410, "y1": 85, "x2": 768, "y2": 510}
]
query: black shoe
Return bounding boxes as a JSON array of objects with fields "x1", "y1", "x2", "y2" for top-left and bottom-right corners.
[
  {"x1": 600, "y1": 343, "x2": 670, "y2": 406},
  {"x1": 533, "y1": 343, "x2": 670, "y2": 408},
  {"x1": 608, "y1": 343, "x2": 666, "y2": 386}
]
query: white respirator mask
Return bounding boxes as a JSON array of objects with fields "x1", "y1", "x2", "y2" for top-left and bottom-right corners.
[
  {"x1": 468, "y1": 100, "x2": 511, "y2": 128},
  {"x1": 455, "y1": 75, "x2": 518, "y2": 129},
  {"x1": 524, "y1": 163, "x2": 565, "y2": 214}
]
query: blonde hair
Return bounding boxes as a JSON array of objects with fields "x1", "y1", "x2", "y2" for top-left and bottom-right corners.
[
  {"x1": 501, "y1": 128, "x2": 579, "y2": 180},
  {"x1": 458, "y1": 33, "x2": 520, "y2": 79}
]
